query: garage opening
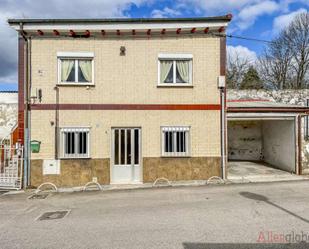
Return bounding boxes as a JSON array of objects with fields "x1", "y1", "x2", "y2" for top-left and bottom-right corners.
[{"x1": 227, "y1": 119, "x2": 297, "y2": 181}]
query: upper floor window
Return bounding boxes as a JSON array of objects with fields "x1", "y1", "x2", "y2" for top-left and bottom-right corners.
[
  {"x1": 158, "y1": 54, "x2": 193, "y2": 86},
  {"x1": 57, "y1": 52, "x2": 94, "y2": 85}
]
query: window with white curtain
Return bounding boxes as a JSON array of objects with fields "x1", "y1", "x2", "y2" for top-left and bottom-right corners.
[
  {"x1": 57, "y1": 52, "x2": 94, "y2": 85},
  {"x1": 60, "y1": 127, "x2": 90, "y2": 158},
  {"x1": 161, "y1": 126, "x2": 190, "y2": 157},
  {"x1": 158, "y1": 54, "x2": 192, "y2": 85}
]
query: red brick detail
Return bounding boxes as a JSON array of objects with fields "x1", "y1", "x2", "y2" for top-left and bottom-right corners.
[
  {"x1": 18, "y1": 38, "x2": 25, "y2": 144},
  {"x1": 220, "y1": 36, "x2": 226, "y2": 76},
  {"x1": 30, "y1": 104, "x2": 221, "y2": 111}
]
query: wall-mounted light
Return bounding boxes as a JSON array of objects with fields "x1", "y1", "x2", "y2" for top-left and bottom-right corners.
[
  {"x1": 120, "y1": 46, "x2": 126, "y2": 56},
  {"x1": 38, "y1": 89, "x2": 42, "y2": 103}
]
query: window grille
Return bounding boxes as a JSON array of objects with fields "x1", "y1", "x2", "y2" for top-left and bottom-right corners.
[
  {"x1": 161, "y1": 126, "x2": 190, "y2": 157},
  {"x1": 60, "y1": 128, "x2": 90, "y2": 158}
]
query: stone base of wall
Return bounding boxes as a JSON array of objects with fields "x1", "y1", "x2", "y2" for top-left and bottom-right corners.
[
  {"x1": 30, "y1": 159, "x2": 110, "y2": 188},
  {"x1": 30, "y1": 157, "x2": 221, "y2": 187},
  {"x1": 143, "y1": 157, "x2": 221, "y2": 182}
]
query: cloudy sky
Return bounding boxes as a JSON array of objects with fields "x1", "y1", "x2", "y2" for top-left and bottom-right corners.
[{"x1": 0, "y1": 0, "x2": 308, "y2": 91}]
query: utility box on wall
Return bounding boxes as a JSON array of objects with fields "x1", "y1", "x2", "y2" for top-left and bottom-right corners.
[
  {"x1": 218, "y1": 76, "x2": 226, "y2": 88},
  {"x1": 43, "y1": 160, "x2": 60, "y2": 175}
]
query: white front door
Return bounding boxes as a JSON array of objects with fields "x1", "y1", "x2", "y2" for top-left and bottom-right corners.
[{"x1": 111, "y1": 128, "x2": 141, "y2": 184}]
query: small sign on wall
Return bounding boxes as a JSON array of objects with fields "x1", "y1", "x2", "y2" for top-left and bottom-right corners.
[{"x1": 43, "y1": 160, "x2": 60, "y2": 175}]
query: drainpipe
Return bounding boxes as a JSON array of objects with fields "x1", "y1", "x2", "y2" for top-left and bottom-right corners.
[
  {"x1": 220, "y1": 88, "x2": 226, "y2": 179},
  {"x1": 218, "y1": 76, "x2": 226, "y2": 179},
  {"x1": 19, "y1": 23, "x2": 30, "y2": 188},
  {"x1": 54, "y1": 86, "x2": 59, "y2": 159},
  {"x1": 27, "y1": 38, "x2": 31, "y2": 185}
]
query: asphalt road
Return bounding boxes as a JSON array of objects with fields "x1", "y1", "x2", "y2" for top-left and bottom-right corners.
[{"x1": 1, "y1": 181, "x2": 309, "y2": 249}]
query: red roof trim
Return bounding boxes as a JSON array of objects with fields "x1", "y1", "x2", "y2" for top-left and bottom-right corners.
[{"x1": 30, "y1": 104, "x2": 221, "y2": 111}]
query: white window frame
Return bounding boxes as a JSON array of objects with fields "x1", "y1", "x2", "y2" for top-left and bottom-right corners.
[
  {"x1": 57, "y1": 52, "x2": 95, "y2": 86},
  {"x1": 158, "y1": 53, "x2": 193, "y2": 86},
  {"x1": 60, "y1": 127, "x2": 91, "y2": 159},
  {"x1": 161, "y1": 126, "x2": 191, "y2": 157}
]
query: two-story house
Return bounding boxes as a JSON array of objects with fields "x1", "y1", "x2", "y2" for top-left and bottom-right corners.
[{"x1": 8, "y1": 16, "x2": 232, "y2": 187}]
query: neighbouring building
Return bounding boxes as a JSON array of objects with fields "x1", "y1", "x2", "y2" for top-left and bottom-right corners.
[
  {"x1": 0, "y1": 91, "x2": 18, "y2": 143},
  {"x1": 8, "y1": 16, "x2": 232, "y2": 187}
]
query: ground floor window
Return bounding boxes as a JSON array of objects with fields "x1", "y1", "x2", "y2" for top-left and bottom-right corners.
[
  {"x1": 161, "y1": 126, "x2": 190, "y2": 157},
  {"x1": 60, "y1": 127, "x2": 90, "y2": 158}
]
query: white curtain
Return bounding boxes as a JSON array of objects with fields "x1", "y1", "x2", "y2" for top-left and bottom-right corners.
[
  {"x1": 61, "y1": 60, "x2": 74, "y2": 82},
  {"x1": 160, "y1": 61, "x2": 173, "y2": 83},
  {"x1": 79, "y1": 60, "x2": 92, "y2": 82},
  {"x1": 176, "y1": 60, "x2": 190, "y2": 83}
]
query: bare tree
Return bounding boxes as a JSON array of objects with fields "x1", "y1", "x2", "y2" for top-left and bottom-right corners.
[
  {"x1": 226, "y1": 51, "x2": 250, "y2": 89},
  {"x1": 257, "y1": 11, "x2": 309, "y2": 89},
  {"x1": 258, "y1": 35, "x2": 293, "y2": 89},
  {"x1": 283, "y1": 12, "x2": 309, "y2": 88}
]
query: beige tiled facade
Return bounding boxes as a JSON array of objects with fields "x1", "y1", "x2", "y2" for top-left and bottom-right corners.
[
  {"x1": 31, "y1": 36, "x2": 220, "y2": 105},
  {"x1": 29, "y1": 34, "x2": 223, "y2": 186},
  {"x1": 31, "y1": 110, "x2": 221, "y2": 159}
]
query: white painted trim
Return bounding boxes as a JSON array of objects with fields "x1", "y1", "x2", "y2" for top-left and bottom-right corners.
[
  {"x1": 158, "y1": 53, "x2": 193, "y2": 59},
  {"x1": 61, "y1": 127, "x2": 91, "y2": 131},
  {"x1": 110, "y1": 128, "x2": 114, "y2": 184},
  {"x1": 74, "y1": 60, "x2": 78, "y2": 82},
  {"x1": 12, "y1": 22, "x2": 228, "y2": 31},
  {"x1": 157, "y1": 83, "x2": 193, "y2": 87},
  {"x1": 228, "y1": 117, "x2": 296, "y2": 121},
  {"x1": 56, "y1": 83, "x2": 95, "y2": 86},
  {"x1": 227, "y1": 113, "x2": 298, "y2": 120},
  {"x1": 57, "y1": 52, "x2": 94, "y2": 58},
  {"x1": 173, "y1": 61, "x2": 176, "y2": 83},
  {"x1": 139, "y1": 128, "x2": 143, "y2": 183},
  {"x1": 162, "y1": 126, "x2": 190, "y2": 131}
]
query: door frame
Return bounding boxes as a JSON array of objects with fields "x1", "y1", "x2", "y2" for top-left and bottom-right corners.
[{"x1": 110, "y1": 127, "x2": 142, "y2": 184}]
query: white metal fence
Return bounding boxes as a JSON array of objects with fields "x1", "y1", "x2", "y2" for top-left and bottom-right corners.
[{"x1": 0, "y1": 144, "x2": 23, "y2": 190}]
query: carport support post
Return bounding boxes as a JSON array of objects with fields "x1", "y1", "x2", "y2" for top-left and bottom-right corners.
[
  {"x1": 219, "y1": 36, "x2": 227, "y2": 180},
  {"x1": 298, "y1": 115, "x2": 302, "y2": 175}
]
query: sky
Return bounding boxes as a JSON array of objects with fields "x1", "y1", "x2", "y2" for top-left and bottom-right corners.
[{"x1": 0, "y1": 0, "x2": 308, "y2": 91}]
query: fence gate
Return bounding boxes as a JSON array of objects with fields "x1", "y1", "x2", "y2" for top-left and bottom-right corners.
[{"x1": 0, "y1": 145, "x2": 23, "y2": 190}]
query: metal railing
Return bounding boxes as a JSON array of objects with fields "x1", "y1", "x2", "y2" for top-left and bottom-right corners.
[{"x1": 0, "y1": 144, "x2": 23, "y2": 190}]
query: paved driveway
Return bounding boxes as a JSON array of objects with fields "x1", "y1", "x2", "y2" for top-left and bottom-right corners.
[
  {"x1": 1, "y1": 181, "x2": 309, "y2": 248},
  {"x1": 228, "y1": 161, "x2": 307, "y2": 183}
]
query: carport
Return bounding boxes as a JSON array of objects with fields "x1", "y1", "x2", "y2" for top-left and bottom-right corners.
[{"x1": 227, "y1": 100, "x2": 309, "y2": 182}]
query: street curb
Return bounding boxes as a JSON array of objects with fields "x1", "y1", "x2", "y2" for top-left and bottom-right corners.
[{"x1": 2, "y1": 190, "x2": 25, "y2": 196}]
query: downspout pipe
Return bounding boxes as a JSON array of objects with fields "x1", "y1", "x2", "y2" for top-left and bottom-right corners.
[
  {"x1": 19, "y1": 23, "x2": 30, "y2": 189},
  {"x1": 220, "y1": 87, "x2": 226, "y2": 179}
]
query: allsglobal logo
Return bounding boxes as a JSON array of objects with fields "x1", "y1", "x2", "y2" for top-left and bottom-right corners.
[{"x1": 257, "y1": 231, "x2": 309, "y2": 243}]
